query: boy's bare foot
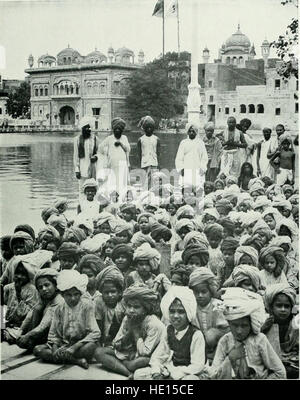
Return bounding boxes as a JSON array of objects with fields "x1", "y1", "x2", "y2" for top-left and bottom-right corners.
[{"x1": 76, "y1": 358, "x2": 89, "y2": 369}]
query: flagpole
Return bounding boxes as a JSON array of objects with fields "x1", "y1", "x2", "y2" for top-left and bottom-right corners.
[
  {"x1": 163, "y1": 0, "x2": 165, "y2": 59},
  {"x1": 177, "y1": 0, "x2": 180, "y2": 56}
]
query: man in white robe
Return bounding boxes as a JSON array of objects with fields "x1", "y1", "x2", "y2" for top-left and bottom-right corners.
[{"x1": 175, "y1": 122, "x2": 208, "y2": 191}]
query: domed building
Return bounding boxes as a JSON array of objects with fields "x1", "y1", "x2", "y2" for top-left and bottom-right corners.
[
  {"x1": 25, "y1": 45, "x2": 145, "y2": 130},
  {"x1": 197, "y1": 26, "x2": 298, "y2": 131},
  {"x1": 57, "y1": 45, "x2": 83, "y2": 65},
  {"x1": 38, "y1": 54, "x2": 56, "y2": 68},
  {"x1": 219, "y1": 24, "x2": 255, "y2": 68}
]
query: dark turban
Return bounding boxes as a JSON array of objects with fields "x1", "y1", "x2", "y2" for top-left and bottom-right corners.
[
  {"x1": 216, "y1": 199, "x2": 233, "y2": 215},
  {"x1": 123, "y1": 283, "x2": 158, "y2": 315},
  {"x1": 112, "y1": 117, "x2": 126, "y2": 131},
  {"x1": 150, "y1": 222, "x2": 172, "y2": 242},
  {"x1": 182, "y1": 243, "x2": 209, "y2": 266},
  {"x1": 188, "y1": 268, "x2": 218, "y2": 295},
  {"x1": 14, "y1": 224, "x2": 35, "y2": 241},
  {"x1": 221, "y1": 237, "x2": 239, "y2": 252},
  {"x1": 120, "y1": 203, "x2": 137, "y2": 216},
  {"x1": 1, "y1": 235, "x2": 12, "y2": 252},
  {"x1": 96, "y1": 265, "x2": 125, "y2": 292},
  {"x1": 62, "y1": 227, "x2": 87, "y2": 244},
  {"x1": 41, "y1": 207, "x2": 59, "y2": 223},
  {"x1": 38, "y1": 226, "x2": 60, "y2": 243},
  {"x1": 219, "y1": 218, "x2": 235, "y2": 236},
  {"x1": 10, "y1": 232, "x2": 34, "y2": 254},
  {"x1": 170, "y1": 263, "x2": 190, "y2": 286},
  {"x1": 57, "y1": 242, "x2": 81, "y2": 259},
  {"x1": 111, "y1": 244, "x2": 134, "y2": 264},
  {"x1": 204, "y1": 223, "x2": 224, "y2": 239},
  {"x1": 78, "y1": 254, "x2": 106, "y2": 276}
]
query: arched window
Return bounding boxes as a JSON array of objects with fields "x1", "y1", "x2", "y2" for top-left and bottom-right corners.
[
  {"x1": 225, "y1": 107, "x2": 229, "y2": 115},
  {"x1": 248, "y1": 104, "x2": 255, "y2": 113},
  {"x1": 70, "y1": 85, "x2": 74, "y2": 94},
  {"x1": 226, "y1": 57, "x2": 230, "y2": 65},
  {"x1": 68, "y1": 57, "x2": 71, "y2": 64},
  {"x1": 240, "y1": 104, "x2": 246, "y2": 113},
  {"x1": 257, "y1": 104, "x2": 264, "y2": 113},
  {"x1": 233, "y1": 57, "x2": 237, "y2": 65},
  {"x1": 0, "y1": 108, "x2": 2, "y2": 115},
  {"x1": 239, "y1": 56, "x2": 243, "y2": 65},
  {"x1": 45, "y1": 87, "x2": 48, "y2": 96},
  {"x1": 76, "y1": 85, "x2": 79, "y2": 95},
  {"x1": 63, "y1": 57, "x2": 66, "y2": 64},
  {"x1": 35, "y1": 88, "x2": 39, "y2": 97},
  {"x1": 40, "y1": 88, "x2": 43, "y2": 96},
  {"x1": 66, "y1": 85, "x2": 69, "y2": 95}
]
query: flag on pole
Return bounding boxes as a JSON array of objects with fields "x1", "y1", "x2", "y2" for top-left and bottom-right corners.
[
  {"x1": 152, "y1": 0, "x2": 164, "y2": 17},
  {"x1": 165, "y1": 0, "x2": 178, "y2": 18}
]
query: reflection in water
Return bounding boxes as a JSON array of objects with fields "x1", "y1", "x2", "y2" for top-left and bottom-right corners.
[{"x1": 0, "y1": 132, "x2": 183, "y2": 235}]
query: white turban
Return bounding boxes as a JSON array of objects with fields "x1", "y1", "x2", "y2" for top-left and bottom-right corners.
[
  {"x1": 80, "y1": 233, "x2": 110, "y2": 253},
  {"x1": 133, "y1": 243, "x2": 161, "y2": 271},
  {"x1": 78, "y1": 116, "x2": 94, "y2": 130},
  {"x1": 161, "y1": 286, "x2": 197, "y2": 323},
  {"x1": 221, "y1": 287, "x2": 266, "y2": 334},
  {"x1": 57, "y1": 269, "x2": 88, "y2": 294}
]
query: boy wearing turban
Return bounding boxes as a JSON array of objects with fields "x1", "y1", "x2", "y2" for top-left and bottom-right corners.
[
  {"x1": 262, "y1": 284, "x2": 298, "y2": 379},
  {"x1": 95, "y1": 283, "x2": 165, "y2": 377},
  {"x1": 210, "y1": 287, "x2": 286, "y2": 379},
  {"x1": 137, "y1": 115, "x2": 161, "y2": 190},
  {"x1": 135, "y1": 286, "x2": 208, "y2": 380},
  {"x1": 34, "y1": 270, "x2": 100, "y2": 369},
  {"x1": 97, "y1": 117, "x2": 130, "y2": 200},
  {"x1": 270, "y1": 133, "x2": 295, "y2": 186},
  {"x1": 189, "y1": 269, "x2": 229, "y2": 362}
]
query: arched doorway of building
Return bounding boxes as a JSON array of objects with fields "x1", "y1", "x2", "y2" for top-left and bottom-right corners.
[{"x1": 59, "y1": 106, "x2": 75, "y2": 125}]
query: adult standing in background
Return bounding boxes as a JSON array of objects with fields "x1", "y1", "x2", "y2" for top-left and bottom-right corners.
[
  {"x1": 73, "y1": 117, "x2": 99, "y2": 198},
  {"x1": 203, "y1": 122, "x2": 223, "y2": 182},
  {"x1": 137, "y1": 115, "x2": 161, "y2": 190},
  {"x1": 220, "y1": 116, "x2": 247, "y2": 178},
  {"x1": 97, "y1": 117, "x2": 131, "y2": 201},
  {"x1": 175, "y1": 122, "x2": 208, "y2": 190}
]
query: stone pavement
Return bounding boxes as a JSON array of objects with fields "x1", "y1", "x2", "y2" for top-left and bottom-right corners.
[{"x1": 1, "y1": 342, "x2": 128, "y2": 380}]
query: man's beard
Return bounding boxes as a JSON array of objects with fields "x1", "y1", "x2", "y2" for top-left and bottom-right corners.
[
  {"x1": 82, "y1": 131, "x2": 91, "y2": 139},
  {"x1": 114, "y1": 132, "x2": 122, "y2": 139},
  {"x1": 127, "y1": 313, "x2": 146, "y2": 326}
]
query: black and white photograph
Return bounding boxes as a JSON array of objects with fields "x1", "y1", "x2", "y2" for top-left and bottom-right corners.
[{"x1": 0, "y1": 0, "x2": 299, "y2": 382}]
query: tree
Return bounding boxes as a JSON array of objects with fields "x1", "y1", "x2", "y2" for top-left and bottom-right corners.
[
  {"x1": 271, "y1": 0, "x2": 298, "y2": 80},
  {"x1": 126, "y1": 52, "x2": 190, "y2": 127},
  {"x1": 7, "y1": 81, "x2": 31, "y2": 118}
]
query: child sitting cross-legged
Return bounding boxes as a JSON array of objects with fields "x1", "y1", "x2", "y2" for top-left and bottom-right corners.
[
  {"x1": 94, "y1": 283, "x2": 165, "y2": 377},
  {"x1": 16, "y1": 268, "x2": 64, "y2": 351},
  {"x1": 210, "y1": 287, "x2": 286, "y2": 379},
  {"x1": 95, "y1": 265, "x2": 126, "y2": 347},
  {"x1": 1, "y1": 260, "x2": 39, "y2": 343},
  {"x1": 188, "y1": 269, "x2": 229, "y2": 363},
  {"x1": 134, "y1": 286, "x2": 208, "y2": 380},
  {"x1": 33, "y1": 270, "x2": 100, "y2": 369},
  {"x1": 262, "y1": 284, "x2": 299, "y2": 379}
]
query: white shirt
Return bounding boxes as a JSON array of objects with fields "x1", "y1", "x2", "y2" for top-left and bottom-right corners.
[{"x1": 140, "y1": 135, "x2": 158, "y2": 168}]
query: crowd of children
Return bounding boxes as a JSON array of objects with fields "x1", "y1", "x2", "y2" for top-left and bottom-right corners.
[{"x1": 0, "y1": 118, "x2": 299, "y2": 380}]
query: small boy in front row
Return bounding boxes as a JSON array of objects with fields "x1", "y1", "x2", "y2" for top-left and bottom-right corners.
[
  {"x1": 33, "y1": 270, "x2": 100, "y2": 369},
  {"x1": 210, "y1": 287, "x2": 286, "y2": 380},
  {"x1": 134, "y1": 286, "x2": 208, "y2": 380},
  {"x1": 94, "y1": 283, "x2": 165, "y2": 378}
]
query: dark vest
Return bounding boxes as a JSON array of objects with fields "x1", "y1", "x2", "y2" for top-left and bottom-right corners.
[{"x1": 167, "y1": 324, "x2": 198, "y2": 367}]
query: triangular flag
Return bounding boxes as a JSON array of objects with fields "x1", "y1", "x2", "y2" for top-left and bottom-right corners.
[
  {"x1": 152, "y1": 0, "x2": 164, "y2": 17},
  {"x1": 165, "y1": 0, "x2": 177, "y2": 18}
]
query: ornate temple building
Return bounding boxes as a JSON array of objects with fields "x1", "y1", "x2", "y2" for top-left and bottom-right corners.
[
  {"x1": 198, "y1": 25, "x2": 298, "y2": 130},
  {"x1": 25, "y1": 46, "x2": 145, "y2": 130}
]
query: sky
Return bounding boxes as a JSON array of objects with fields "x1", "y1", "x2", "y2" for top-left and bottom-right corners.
[{"x1": 0, "y1": 0, "x2": 297, "y2": 79}]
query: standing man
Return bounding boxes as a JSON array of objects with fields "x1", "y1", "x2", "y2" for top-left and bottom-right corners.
[
  {"x1": 137, "y1": 115, "x2": 161, "y2": 190},
  {"x1": 256, "y1": 128, "x2": 277, "y2": 180},
  {"x1": 220, "y1": 116, "x2": 247, "y2": 178},
  {"x1": 97, "y1": 117, "x2": 131, "y2": 201},
  {"x1": 73, "y1": 116, "x2": 98, "y2": 198},
  {"x1": 175, "y1": 122, "x2": 208, "y2": 190}
]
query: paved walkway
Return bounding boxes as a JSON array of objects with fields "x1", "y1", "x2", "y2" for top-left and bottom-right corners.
[{"x1": 1, "y1": 342, "x2": 128, "y2": 380}]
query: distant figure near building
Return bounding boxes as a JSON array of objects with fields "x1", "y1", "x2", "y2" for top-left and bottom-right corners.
[
  {"x1": 203, "y1": 122, "x2": 223, "y2": 182},
  {"x1": 175, "y1": 122, "x2": 208, "y2": 190},
  {"x1": 220, "y1": 116, "x2": 247, "y2": 178},
  {"x1": 137, "y1": 116, "x2": 161, "y2": 190},
  {"x1": 74, "y1": 117, "x2": 99, "y2": 197},
  {"x1": 97, "y1": 117, "x2": 131, "y2": 201}
]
